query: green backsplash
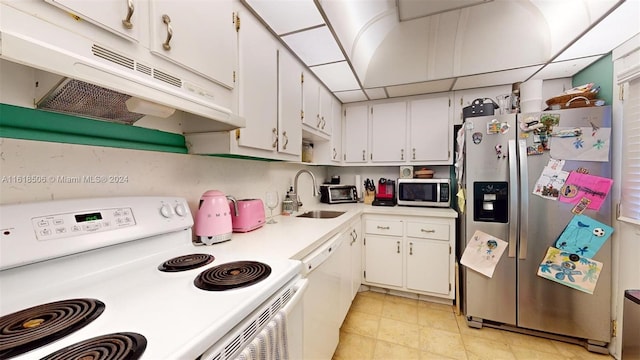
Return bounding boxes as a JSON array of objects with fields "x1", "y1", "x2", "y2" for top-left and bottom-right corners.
[{"x1": 572, "y1": 53, "x2": 613, "y2": 105}]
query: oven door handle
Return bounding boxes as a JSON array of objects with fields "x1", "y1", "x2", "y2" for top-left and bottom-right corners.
[{"x1": 282, "y1": 278, "x2": 308, "y2": 316}]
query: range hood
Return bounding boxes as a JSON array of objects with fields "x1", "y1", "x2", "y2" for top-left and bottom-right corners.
[{"x1": 0, "y1": 2, "x2": 244, "y2": 132}]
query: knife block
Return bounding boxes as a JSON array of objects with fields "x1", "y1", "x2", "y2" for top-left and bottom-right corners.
[{"x1": 364, "y1": 190, "x2": 375, "y2": 205}]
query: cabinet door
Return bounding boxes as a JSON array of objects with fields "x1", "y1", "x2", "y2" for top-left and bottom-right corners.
[
  {"x1": 236, "y1": 10, "x2": 278, "y2": 152},
  {"x1": 330, "y1": 98, "x2": 342, "y2": 163},
  {"x1": 364, "y1": 235, "x2": 402, "y2": 287},
  {"x1": 409, "y1": 96, "x2": 452, "y2": 163},
  {"x1": 302, "y1": 73, "x2": 320, "y2": 129},
  {"x1": 45, "y1": 0, "x2": 141, "y2": 42},
  {"x1": 349, "y1": 221, "x2": 362, "y2": 300},
  {"x1": 370, "y1": 102, "x2": 407, "y2": 162},
  {"x1": 149, "y1": 0, "x2": 235, "y2": 88},
  {"x1": 343, "y1": 105, "x2": 368, "y2": 163},
  {"x1": 318, "y1": 86, "x2": 333, "y2": 135},
  {"x1": 337, "y1": 230, "x2": 353, "y2": 323},
  {"x1": 406, "y1": 239, "x2": 450, "y2": 295},
  {"x1": 278, "y1": 49, "x2": 303, "y2": 157}
]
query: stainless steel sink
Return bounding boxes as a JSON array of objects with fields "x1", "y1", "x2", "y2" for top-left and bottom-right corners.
[{"x1": 296, "y1": 210, "x2": 345, "y2": 219}]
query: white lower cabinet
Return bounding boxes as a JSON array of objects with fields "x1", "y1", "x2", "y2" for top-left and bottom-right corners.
[{"x1": 363, "y1": 215, "x2": 455, "y2": 299}]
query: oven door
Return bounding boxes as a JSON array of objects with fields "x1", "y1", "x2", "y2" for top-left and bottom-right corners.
[{"x1": 199, "y1": 277, "x2": 308, "y2": 360}]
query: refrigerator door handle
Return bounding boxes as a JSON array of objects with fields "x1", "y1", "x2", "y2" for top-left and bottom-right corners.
[
  {"x1": 508, "y1": 139, "x2": 518, "y2": 258},
  {"x1": 518, "y1": 139, "x2": 529, "y2": 259}
]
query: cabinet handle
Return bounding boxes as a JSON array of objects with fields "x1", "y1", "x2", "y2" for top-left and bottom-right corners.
[
  {"x1": 332, "y1": 148, "x2": 337, "y2": 159},
  {"x1": 421, "y1": 229, "x2": 436, "y2": 233},
  {"x1": 396, "y1": 241, "x2": 400, "y2": 254},
  {"x1": 162, "y1": 14, "x2": 173, "y2": 50},
  {"x1": 316, "y1": 114, "x2": 322, "y2": 128},
  {"x1": 362, "y1": 150, "x2": 366, "y2": 161},
  {"x1": 282, "y1": 131, "x2": 288, "y2": 150},
  {"x1": 122, "y1": 0, "x2": 134, "y2": 29},
  {"x1": 271, "y1": 128, "x2": 278, "y2": 148},
  {"x1": 413, "y1": 148, "x2": 416, "y2": 160},
  {"x1": 377, "y1": 225, "x2": 390, "y2": 230},
  {"x1": 321, "y1": 116, "x2": 326, "y2": 129},
  {"x1": 400, "y1": 148, "x2": 404, "y2": 160},
  {"x1": 409, "y1": 242, "x2": 413, "y2": 255}
]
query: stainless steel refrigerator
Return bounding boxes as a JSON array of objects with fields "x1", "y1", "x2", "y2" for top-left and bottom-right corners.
[{"x1": 462, "y1": 106, "x2": 612, "y2": 352}]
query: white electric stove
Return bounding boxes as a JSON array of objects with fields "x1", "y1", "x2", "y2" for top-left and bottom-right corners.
[{"x1": 0, "y1": 196, "x2": 303, "y2": 359}]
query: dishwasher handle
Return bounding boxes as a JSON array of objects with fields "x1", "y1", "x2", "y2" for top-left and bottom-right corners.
[
  {"x1": 301, "y1": 233, "x2": 344, "y2": 275},
  {"x1": 281, "y1": 278, "x2": 309, "y2": 315}
]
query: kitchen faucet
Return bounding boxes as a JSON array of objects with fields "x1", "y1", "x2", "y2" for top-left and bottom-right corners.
[{"x1": 292, "y1": 169, "x2": 318, "y2": 212}]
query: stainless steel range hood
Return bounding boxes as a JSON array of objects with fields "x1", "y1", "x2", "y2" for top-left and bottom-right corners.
[{"x1": 0, "y1": 2, "x2": 244, "y2": 132}]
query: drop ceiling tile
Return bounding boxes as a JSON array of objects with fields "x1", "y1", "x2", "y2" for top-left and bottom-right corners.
[
  {"x1": 532, "y1": 56, "x2": 603, "y2": 80},
  {"x1": 386, "y1": 78, "x2": 455, "y2": 97},
  {"x1": 282, "y1": 26, "x2": 344, "y2": 66},
  {"x1": 453, "y1": 66, "x2": 542, "y2": 90},
  {"x1": 310, "y1": 62, "x2": 360, "y2": 92},
  {"x1": 364, "y1": 88, "x2": 387, "y2": 100},
  {"x1": 245, "y1": 0, "x2": 324, "y2": 35},
  {"x1": 334, "y1": 90, "x2": 368, "y2": 103}
]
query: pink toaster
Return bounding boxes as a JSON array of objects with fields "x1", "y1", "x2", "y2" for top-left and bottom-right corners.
[{"x1": 228, "y1": 198, "x2": 265, "y2": 232}]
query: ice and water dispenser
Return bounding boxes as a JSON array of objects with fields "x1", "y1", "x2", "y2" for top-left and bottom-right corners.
[{"x1": 473, "y1": 182, "x2": 508, "y2": 223}]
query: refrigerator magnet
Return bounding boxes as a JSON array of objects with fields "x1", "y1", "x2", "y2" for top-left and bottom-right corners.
[
  {"x1": 472, "y1": 132, "x2": 483, "y2": 144},
  {"x1": 487, "y1": 119, "x2": 501, "y2": 134}
]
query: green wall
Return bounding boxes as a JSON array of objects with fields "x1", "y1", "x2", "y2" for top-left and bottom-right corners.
[{"x1": 572, "y1": 53, "x2": 613, "y2": 105}]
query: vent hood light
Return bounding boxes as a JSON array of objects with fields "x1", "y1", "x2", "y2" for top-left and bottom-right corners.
[{"x1": 125, "y1": 97, "x2": 176, "y2": 118}]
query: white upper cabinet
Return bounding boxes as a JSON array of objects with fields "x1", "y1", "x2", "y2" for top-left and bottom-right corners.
[
  {"x1": 343, "y1": 104, "x2": 369, "y2": 163},
  {"x1": 302, "y1": 74, "x2": 332, "y2": 137},
  {"x1": 278, "y1": 49, "x2": 303, "y2": 157},
  {"x1": 236, "y1": 8, "x2": 278, "y2": 152},
  {"x1": 370, "y1": 102, "x2": 407, "y2": 162},
  {"x1": 330, "y1": 97, "x2": 342, "y2": 163},
  {"x1": 149, "y1": 0, "x2": 236, "y2": 88},
  {"x1": 408, "y1": 95, "x2": 452, "y2": 164},
  {"x1": 45, "y1": 0, "x2": 142, "y2": 42}
]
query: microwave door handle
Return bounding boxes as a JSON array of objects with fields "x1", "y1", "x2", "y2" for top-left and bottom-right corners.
[{"x1": 508, "y1": 139, "x2": 518, "y2": 258}]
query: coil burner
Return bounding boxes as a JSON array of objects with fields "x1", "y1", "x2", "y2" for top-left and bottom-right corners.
[
  {"x1": 41, "y1": 332, "x2": 146, "y2": 360},
  {"x1": 0, "y1": 298, "x2": 105, "y2": 359},
  {"x1": 158, "y1": 254, "x2": 215, "y2": 272},
  {"x1": 194, "y1": 261, "x2": 272, "y2": 291}
]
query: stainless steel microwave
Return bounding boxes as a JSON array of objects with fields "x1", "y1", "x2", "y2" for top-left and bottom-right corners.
[
  {"x1": 396, "y1": 178, "x2": 451, "y2": 207},
  {"x1": 319, "y1": 185, "x2": 358, "y2": 204}
]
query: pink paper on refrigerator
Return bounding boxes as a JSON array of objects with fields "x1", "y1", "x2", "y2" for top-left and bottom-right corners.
[{"x1": 558, "y1": 172, "x2": 613, "y2": 211}]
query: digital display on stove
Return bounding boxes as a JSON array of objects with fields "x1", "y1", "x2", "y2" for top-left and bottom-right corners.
[{"x1": 74, "y1": 212, "x2": 103, "y2": 223}]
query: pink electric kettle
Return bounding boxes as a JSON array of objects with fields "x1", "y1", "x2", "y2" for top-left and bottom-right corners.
[{"x1": 194, "y1": 190, "x2": 238, "y2": 245}]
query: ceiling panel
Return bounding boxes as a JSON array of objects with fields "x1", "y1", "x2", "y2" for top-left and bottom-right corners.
[
  {"x1": 334, "y1": 90, "x2": 368, "y2": 103},
  {"x1": 532, "y1": 56, "x2": 603, "y2": 80},
  {"x1": 364, "y1": 88, "x2": 387, "y2": 100},
  {"x1": 453, "y1": 66, "x2": 542, "y2": 90},
  {"x1": 386, "y1": 78, "x2": 455, "y2": 97},
  {"x1": 282, "y1": 26, "x2": 345, "y2": 66},
  {"x1": 311, "y1": 61, "x2": 360, "y2": 92},
  {"x1": 244, "y1": 0, "x2": 324, "y2": 35},
  {"x1": 398, "y1": 0, "x2": 493, "y2": 21}
]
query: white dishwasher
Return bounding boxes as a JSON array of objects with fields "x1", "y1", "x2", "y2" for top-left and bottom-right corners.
[{"x1": 302, "y1": 232, "x2": 345, "y2": 360}]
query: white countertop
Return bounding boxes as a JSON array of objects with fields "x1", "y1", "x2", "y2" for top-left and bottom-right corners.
[{"x1": 209, "y1": 203, "x2": 458, "y2": 261}]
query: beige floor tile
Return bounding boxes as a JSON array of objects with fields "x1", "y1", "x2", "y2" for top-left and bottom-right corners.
[
  {"x1": 382, "y1": 300, "x2": 419, "y2": 324},
  {"x1": 359, "y1": 291, "x2": 387, "y2": 301},
  {"x1": 510, "y1": 344, "x2": 569, "y2": 359},
  {"x1": 341, "y1": 310, "x2": 380, "y2": 338},
  {"x1": 550, "y1": 340, "x2": 614, "y2": 359},
  {"x1": 462, "y1": 333, "x2": 516, "y2": 360},
  {"x1": 333, "y1": 331, "x2": 376, "y2": 360},
  {"x1": 373, "y1": 340, "x2": 421, "y2": 360},
  {"x1": 419, "y1": 301, "x2": 456, "y2": 313},
  {"x1": 501, "y1": 330, "x2": 559, "y2": 354},
  {"x1": 418, "y1": 306, "x2": 459, "y2": 333},
  {"x1": 419, "y1": 327, "x2": 467, "y2": 360},
  {"x1": 377, "y1": 317, "x2": 421, "y2": 349},
  {"x1": 420, "y1": 351, "x2": 464, "y2": 360},
  {"x1": 385, "y1": 294, "x2": 419, "y2": 306},
  {"x1": 351, "y1": 294, "x2": 385, "y2": 316}
]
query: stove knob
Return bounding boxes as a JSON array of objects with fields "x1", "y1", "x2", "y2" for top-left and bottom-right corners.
[
  {"x1": 175, "y1": 203, "x2": 187, "y2": 217},
  {"x1": 160, "y1": 204, "x2": 174, "y2": 218}
]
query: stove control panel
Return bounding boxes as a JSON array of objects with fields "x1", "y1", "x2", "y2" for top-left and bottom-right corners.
[{"x1": 31, "y1": 207, "x2": 136, "y2": 240}]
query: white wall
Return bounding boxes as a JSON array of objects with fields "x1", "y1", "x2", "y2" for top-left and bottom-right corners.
[{"x1": 0, "y1": 138, "x2": 327, "y2": 217}]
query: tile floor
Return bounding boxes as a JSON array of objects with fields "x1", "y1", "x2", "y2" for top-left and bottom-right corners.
[{"x1": 333, "y1": 291, "x2": 614, "y2": 360}]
